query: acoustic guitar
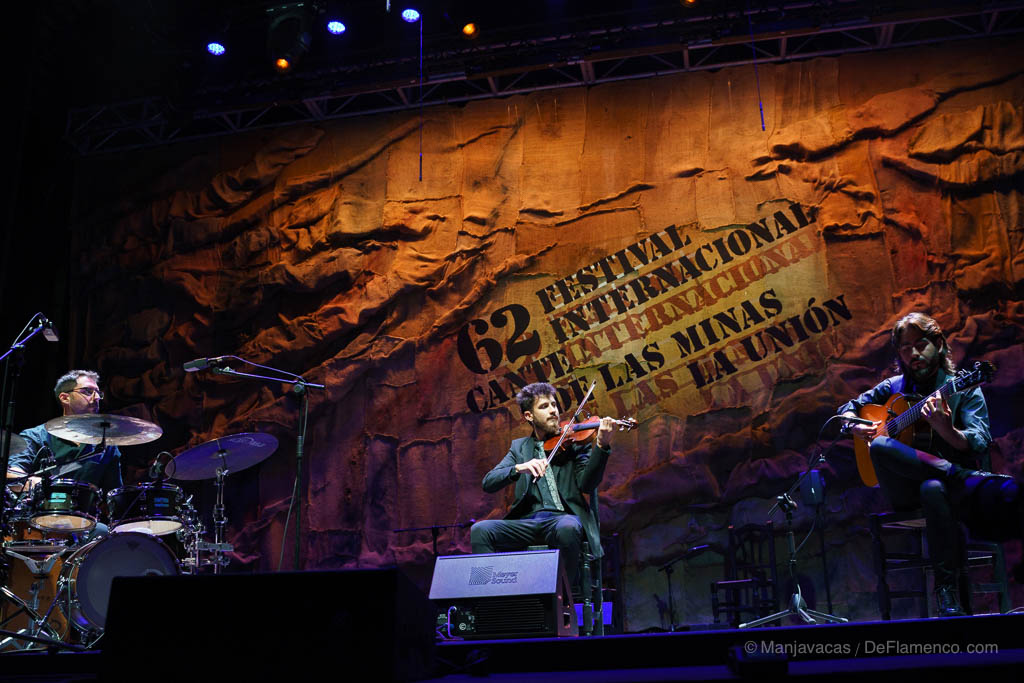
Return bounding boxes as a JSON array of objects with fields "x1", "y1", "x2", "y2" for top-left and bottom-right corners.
[{"x1": 852, "y1": 361, "x2": 995, "y2": 487}]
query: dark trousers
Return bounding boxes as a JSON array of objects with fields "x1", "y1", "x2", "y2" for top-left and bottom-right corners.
[
  {"x1": 470, "y1": 512, "x2": 584, "y2": 581},
  {"x1": 869, "y1": 436, "x2": 965, "y2": 585}
]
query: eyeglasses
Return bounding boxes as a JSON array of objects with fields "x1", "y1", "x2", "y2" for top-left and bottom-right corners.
[{"x1": 72, "y1": 388, "x2": 104, "y2": 400}]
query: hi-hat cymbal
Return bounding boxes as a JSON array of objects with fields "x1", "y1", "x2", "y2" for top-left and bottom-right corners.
[
  {"x1": 168, "y1": 432, "x2": 279, "y2": 481},
  {"x1": 44, "y1": 413, "x2": 163, "y2": 446}
]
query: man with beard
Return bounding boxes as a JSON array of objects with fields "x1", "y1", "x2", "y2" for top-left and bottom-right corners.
[
  {"x1": 839, "y1": 313, "x2": 991, "y2": 617},
  {"x1": 471, "y1": 382, "x2": 615, "y2": 583}
]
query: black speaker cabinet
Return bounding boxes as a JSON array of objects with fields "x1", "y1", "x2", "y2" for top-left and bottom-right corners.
[
  {"x1": 429, "y1": 549, "x2": 577, "y2": 639},
  {"x1": 101, "y1": 568, "x2": 434, "y2": 682}
]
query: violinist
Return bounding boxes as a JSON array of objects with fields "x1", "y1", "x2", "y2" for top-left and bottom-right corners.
[{"x1": 471, "y1": 382, "x2": 615, "y2": 582}]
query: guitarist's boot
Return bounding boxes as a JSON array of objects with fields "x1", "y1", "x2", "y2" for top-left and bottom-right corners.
[{"x1": 934, "y1": 567, "x2": 966, "y2": 617}]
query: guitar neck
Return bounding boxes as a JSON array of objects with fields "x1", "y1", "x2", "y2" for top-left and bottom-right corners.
[{"x1": 887, "y1": 380, "x2": 956, "y2": 435}]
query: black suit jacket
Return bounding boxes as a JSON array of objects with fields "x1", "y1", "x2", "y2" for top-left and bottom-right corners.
[{"x1": 482, "y1": 434, "x2": 610, "y2": 557}]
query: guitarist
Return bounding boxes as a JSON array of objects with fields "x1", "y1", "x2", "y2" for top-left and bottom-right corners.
[{"x1": 838, "y1": 312, "x2": 991, "y2": 617}]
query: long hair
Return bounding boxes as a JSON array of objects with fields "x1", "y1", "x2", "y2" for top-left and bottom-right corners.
[{"x1": 890, "y1": 312, "x2": 956, "y2": 376}]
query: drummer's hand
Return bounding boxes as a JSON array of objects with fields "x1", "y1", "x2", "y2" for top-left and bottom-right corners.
[
  {"x1": 516, "y1": 459, "x2": 548, "y2": 479},
  {"x1": 6, "y1": 471, "x2": 42, "y2": 493}
]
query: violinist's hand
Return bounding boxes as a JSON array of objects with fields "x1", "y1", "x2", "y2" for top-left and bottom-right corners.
[
  {"x1": 516, "y1": 458, "x2": 548, "y2": 479},
  {"x1": 596, "y1": 416, "x2": 615, "y2": 449},
  {"x1": 842, "y1": 412, "x2": 879, "y2": 441}
]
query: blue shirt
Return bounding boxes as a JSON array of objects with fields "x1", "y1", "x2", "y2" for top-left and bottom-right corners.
[
  {"x1": 9, "y1": 423, "x2": 123, "y2": 491},
  {"x1": 837, "y1": 369, "x2": 991, "y2": 464}
]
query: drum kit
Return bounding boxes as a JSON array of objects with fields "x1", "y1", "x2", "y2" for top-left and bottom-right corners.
[{"x1": 1, "y1": 414, "x2": 278, "y2": 650}]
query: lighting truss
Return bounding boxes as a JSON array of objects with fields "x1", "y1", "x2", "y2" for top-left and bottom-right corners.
[{"x1": 66, "y1": 1, "x2": 1024, "y2": 155}]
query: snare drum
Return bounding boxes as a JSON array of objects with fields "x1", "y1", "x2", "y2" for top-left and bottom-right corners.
[
  {"x1": 107, "y1": 482, "x2": 185, "y2": 536},
  {"x1": 58, "y1": 532, "x2": 180, "y2": 636},
  {"x1": 30, "y1": 479, "x2": 101, "y2": 532}
]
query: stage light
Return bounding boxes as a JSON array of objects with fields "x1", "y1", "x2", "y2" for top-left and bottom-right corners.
[
  {"x1": 268, "y1": 4, "x2": 313, "y2": 72},
  {"x1": 206, "y1": 42, "x2": 226, "y2": 56},
  {"x1": 326, "y1": 20, "x2": 346, "y2": 35},
  {"x1": 402, "y1": 8, "x2": 420, "y2": 23},
  {"x1": 461, "y1": 22, "x2": 477, "y2": 38}
]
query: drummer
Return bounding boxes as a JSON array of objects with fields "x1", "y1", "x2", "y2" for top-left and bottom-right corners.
[{"x1": 6, "y1": 370, "x2": 123, "y2": 504}]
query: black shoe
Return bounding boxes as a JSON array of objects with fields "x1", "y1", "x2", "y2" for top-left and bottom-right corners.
[{"x1": 935, "y1": 584, "x2": 966, "y2": 617}]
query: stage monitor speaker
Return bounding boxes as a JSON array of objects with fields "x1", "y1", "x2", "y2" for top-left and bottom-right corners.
[
  {"x1": 100, "y1": 568, "x2": 434, "y2": 682},
  {"x1": 429, "y1": 549, "x2": 577, "y2": 639}
]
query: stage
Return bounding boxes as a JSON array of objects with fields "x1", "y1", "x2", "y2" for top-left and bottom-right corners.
[{"x1": 2, "y1": 612, "x2": 1023, "y2": 682}]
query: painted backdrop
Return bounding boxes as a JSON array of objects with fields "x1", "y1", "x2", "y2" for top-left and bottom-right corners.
[{"x1": 69, "y1": 38, "x2": 1024, "y2": 628}]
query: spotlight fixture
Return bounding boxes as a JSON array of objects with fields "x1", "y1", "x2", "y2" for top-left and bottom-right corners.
[
  {"x1": 461, "y1": 22, "x2": 477, "y2": 38},
  {"x1": 401, "y1": 8, "x2": 421, "y2": 23},
  {"x1": 326, "y1": 20, "x2": 346, "y2": 35},
  {"x1": 268, "y1": 3, "x2": 314, "y2": 73},
  {"x1": 206, "y1": 41, "x2": 226, "y2": 56}
]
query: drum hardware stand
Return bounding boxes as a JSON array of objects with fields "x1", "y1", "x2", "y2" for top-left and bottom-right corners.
[
  {"x1": 208, "y1": 358, "x2": 324, "y2": 571},
  {"x1": 208, "y1": 460, "x2": 233, "y2": 574},
  {"x1": 739, "y1": 417, "x2": 849, "y2": 629},
  {"x1": 392, "y1": 520, "x2": 476, "y2": 557},
  {"x1": 0, "y1": 550, "x2": 66, "y2": 652}
]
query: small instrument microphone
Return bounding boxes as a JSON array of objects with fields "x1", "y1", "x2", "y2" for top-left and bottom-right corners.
[
  {"x1": 40, "y1": 317, "x2": 59, "y2": 342},
  {"x1": 183, "y1": 356, "x2": 231, "y2": 372}
]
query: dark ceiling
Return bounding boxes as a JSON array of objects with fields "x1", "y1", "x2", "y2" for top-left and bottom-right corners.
[{"x1": 14, "y1": 0, "x2": 1024, "y2": 153}]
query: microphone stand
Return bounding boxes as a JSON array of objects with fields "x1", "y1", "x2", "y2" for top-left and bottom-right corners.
[
  {"x1": 392, "y1": 520, "x2": 476, "y2": 557},
  {"x1": 209, "y1": 361, "x2": 324, "y2": 571},
  {"x1": 0, "y1": 314, "x2": 77, "y2": 652},
  {"x1": 739, "y1": 417, "x2": 849, "y2": 628},
  {"x1": 657, "y1": 543, "x2": 713, "y2": 631}
]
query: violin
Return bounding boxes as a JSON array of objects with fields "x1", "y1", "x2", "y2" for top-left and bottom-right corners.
[{"x1": 542, "y1": 417, "x2": 638, "y2": 452}]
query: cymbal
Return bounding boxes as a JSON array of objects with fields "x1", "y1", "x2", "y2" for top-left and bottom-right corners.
[
  {"x1": 44, "y1": 413, "x2": 163, "y2": 446},
  {"x1": 168, "y1": 432, "x2": 278, "y2": 481},
  {"x1": 0, "y1": 429, "x2": 28, "y2": 455}
]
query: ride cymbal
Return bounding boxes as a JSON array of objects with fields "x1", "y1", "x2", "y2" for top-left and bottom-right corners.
[{"x1": 168, "y1": 433, "x2": 278, "y2": 480}]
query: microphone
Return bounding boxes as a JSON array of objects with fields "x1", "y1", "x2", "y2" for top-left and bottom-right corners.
[
  {"x1": 183, "y1": 356, "x2": 231, "y2": 372},
  {"x1": 40, "y1": 317, "x2": 59, "y2": 342},
  {"x1": 841, "y1": 416, "x2": 875, "y2": 426},
  {"x1": 149, "y1": 458, "x2": 164, "y2": 480}
]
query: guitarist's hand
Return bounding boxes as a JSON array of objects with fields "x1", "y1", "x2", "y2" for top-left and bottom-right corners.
[
  {"x1": 843, "y1": 412, "x2": 879, "y2": 440},
  {"x1": 921, "y1": 392, "x2": 968, "y2": 450},
  {"x1": 920, "y1": 392, "x2": 951, "y2": 430}
]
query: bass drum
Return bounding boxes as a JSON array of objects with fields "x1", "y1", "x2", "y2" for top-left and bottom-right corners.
[{"x1": 58, "y1": 532, "x2": 180, "y2": 637}]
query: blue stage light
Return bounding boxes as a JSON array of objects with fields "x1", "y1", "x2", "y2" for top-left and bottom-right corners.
[
  {"x1": 207, "y1": 42, "x2": 226, "y2": 56},
  {"x1": 326, "y1": 20, "x2": 346, "y2": 35},
  {"x1": 401, "y1": 8, "x2": 420, "y2": 23}
]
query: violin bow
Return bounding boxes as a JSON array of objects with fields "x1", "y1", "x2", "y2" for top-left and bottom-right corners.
[{"x1": 539, "y1": 379, "x2": 597, "y2": 474}]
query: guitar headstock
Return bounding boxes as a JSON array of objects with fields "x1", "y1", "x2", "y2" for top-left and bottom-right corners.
[{"x1": 953, "y1": 360, "x2": 996, "y2": 392}]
